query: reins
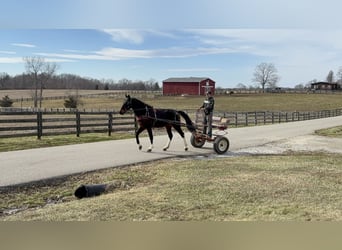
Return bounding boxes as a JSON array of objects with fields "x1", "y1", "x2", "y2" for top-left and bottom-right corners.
[{"x1": 134, "y1": 107, "x2": 187, "y2": 127}]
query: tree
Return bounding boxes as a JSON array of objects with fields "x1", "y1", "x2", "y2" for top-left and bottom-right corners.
[
  {"x1": 0, "y1": 73, "x2": 9, "y2": 89},
  {"x1": 23, "y1": 56, "x2": 58, "y2": 108},
  {"x1": 294, "y1": 83, "x2": 305, "y2": 89},
  {"x1": 337, "y1": 67, "x2": 342, "y2": 86},
  {"x1": 153, "y1": 82, "x2": 160, "y2": 91},
  {"x1": 326, "y1": 70, "x2": 334, "y2": 83},
  {"x1": 236, "y1": 83, "x2": 247, "y2": 89},
  {"x1": 252, "y1": 62, "x2": 279, "y2": 93}
]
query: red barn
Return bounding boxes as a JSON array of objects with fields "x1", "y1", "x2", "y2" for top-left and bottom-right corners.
[{"x1": 162, "y1": 77, "x2": 215, "y2": 96}]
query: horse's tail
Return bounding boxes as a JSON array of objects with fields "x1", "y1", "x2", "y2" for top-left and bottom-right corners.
[{"x1": 177, "y1": 110, "x2": 196, "y2": 133}]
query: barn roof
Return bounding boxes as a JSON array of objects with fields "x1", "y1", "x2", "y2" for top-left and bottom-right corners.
[{"x1": 163, "y1": 77, "x2": 213, "y2": 83}]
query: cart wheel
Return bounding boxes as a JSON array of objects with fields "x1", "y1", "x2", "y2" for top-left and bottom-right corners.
[
  {"x1": 190, "y1": 134, "x2": 205, "y2": 148},
  {"x1": 213, "y1": 136, "x2": 229, "y2": 154}
]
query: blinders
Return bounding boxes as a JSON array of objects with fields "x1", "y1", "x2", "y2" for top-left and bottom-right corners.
[{"x1": 119, "y1": 95, "x2": 132, "y2": 114}]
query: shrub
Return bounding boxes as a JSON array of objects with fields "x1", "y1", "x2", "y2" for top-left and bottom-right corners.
[
  {"x1": 64, "y1": 96, "x2": 78, "y2": 109},
  {"x1": 0, "y1": 95, "x2": 13, "y2": 107}
]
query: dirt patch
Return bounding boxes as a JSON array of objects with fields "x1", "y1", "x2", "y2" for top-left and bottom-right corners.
[{"x1": 234, "y1": 135, "x2": 342, "y2": 155}]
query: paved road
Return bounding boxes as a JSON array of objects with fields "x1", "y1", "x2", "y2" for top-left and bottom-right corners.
[{"x1": 1, "y1": 116, "x2": 342, "y2": 187}]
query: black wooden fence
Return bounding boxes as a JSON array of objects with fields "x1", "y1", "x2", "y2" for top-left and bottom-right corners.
[
  {"x1": 0, "y1": 108, "x2": 342, "y2": 139},
  {"x1": 216, "y1": 108, "x2": 342, "y2": 127},
  {"x1": 0, "y1": 110, "x2": 135, "y2": 139}
]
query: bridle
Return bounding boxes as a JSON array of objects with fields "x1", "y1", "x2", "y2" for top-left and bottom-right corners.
[{"x1": 120, "y1": 98, "x2": 132, "y2": 114}]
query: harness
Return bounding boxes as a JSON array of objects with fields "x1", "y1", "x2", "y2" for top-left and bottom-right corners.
[
  {"x1": 127, "y1": 98, "x2": 183, "y2": 127},
  {"x1": 145, "y1": 106, "x2": 157, "y2": 127},
  {"x1": 134, "y1": 106, "x2": 156, "y2": 126},
  {"x1": 135, "y1": 107, "x2": 182, "y2": 127}
]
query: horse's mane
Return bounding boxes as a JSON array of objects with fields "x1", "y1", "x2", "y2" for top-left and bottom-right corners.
[{"x1": 131, "y1": 97, "x2": 153, "y2": 109}]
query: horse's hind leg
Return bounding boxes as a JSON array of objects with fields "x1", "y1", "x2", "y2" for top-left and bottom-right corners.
[
  {"x1": 173, "y1": 125, "x2": 188, "y2": 151},
  {"x1": 146, "y1": 127, "x2": 153, "y2": 152},
  {"x1": 136, "y1": 127, "x2": 145, "y2": 150},
  {"x1": 163, "y1": 126, "x2": 173, "y2": 151}
]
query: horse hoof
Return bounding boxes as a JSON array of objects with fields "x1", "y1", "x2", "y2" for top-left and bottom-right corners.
[
  {"x1": 163, "y1": 147, "x2": 168, "y2": 151},
  {"x1": 185, "y1": 147, "x2": 188, "y2": 151},
  {"x1": 147, "y1": 149, "x2": 152, "y2": 152},
  {"x1": 139, "y1": 145, "x2": 142, "y2": 150}
]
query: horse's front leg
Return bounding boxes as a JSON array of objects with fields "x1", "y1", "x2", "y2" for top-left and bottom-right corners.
[
  {"x1": 136, "y1": 127, "x2": 145, "y2": 150},
  {"x1": 146, "y1": 127, "x2": 153, "y2": 152}
]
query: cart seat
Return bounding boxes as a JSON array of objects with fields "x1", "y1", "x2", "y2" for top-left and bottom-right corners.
[{"x1": 212, "y1": 116, "x2": 229, "y2": 130}]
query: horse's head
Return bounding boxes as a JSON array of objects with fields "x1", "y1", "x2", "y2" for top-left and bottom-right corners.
[{"x1": 119, "y1": 94, "x2": 132, "y2": 114}]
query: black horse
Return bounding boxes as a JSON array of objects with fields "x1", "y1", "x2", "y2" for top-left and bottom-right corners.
[{"x1": 119, "y1": 95, "x2": 196, "y2": 152}]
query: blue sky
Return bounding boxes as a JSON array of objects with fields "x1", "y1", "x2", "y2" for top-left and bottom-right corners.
[{"x1": 1, "y1": 1, "x2": 342, "y2": 88}]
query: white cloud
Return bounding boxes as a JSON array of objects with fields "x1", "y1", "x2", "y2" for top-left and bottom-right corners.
[
  {"x1": 44, "y1": 58, "x2": 75, "y2": 63},
  {"x1": 0, "y1": 51, "x2": 16, "y2": 54},
  {"x1": 188, "y1": 29, "x2": 342, "y2": 64},
  {"x1": 36, "y1": 45, "x2": 238, "y2": 61},
  {"x1": 96, "y1": 47, "x2": 153, "y2": 59},
  {"x1": 102, "y1": 29, "x2": 145, "y2": 44},
  {"x1": 11, "y1": 43, "x2": 36, "y2": 48},
  {"x1": 101, "y1": 29, "x2": 181, "y2": 45},
  {"x1": 0, "y1": 57, "x2": 23, "y2": 63}
]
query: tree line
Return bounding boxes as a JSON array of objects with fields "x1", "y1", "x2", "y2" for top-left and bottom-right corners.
[
  {"x1": 1, "y1": 56, "x2": 160, "y2": 108},
  {"x1": 0, "y1": 72, "x2": 161, "y2": 91},
  {"x1": 243, "y1": 63, "x2": 342, "y2": 91}
]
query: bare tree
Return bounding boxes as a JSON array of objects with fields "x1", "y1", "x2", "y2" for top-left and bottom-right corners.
[
  {"x1": 336, "y1": 67, "x2": 342, "y2": 86},
  {"x1": 0, "y1": 72, "x2": 10, "y2": 89},
  {"x1": 326, "y1": 70, "x2": 334, "y2": 83},
  {"x1": 23, "y1": 56, "x2": 58, "y2": 107},
  {"x1": 252, "y1": 62, "x2": 279, "y2": 93},
  {"x1": 236, "y1": 83, "x2": 247, "y2": 89}
]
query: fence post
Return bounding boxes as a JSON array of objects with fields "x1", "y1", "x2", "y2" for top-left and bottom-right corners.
[
  {"x1": 108, "y1": 112, "x2": 113, "y2": 136},
  {"x1": 37, "y1": 112, "x2": 43, "y2": 139},
  {"x1": 76, "y1": 112, "x2": 81, "y2": 137},
  {"x1": 272, "y1": 112, "x2": 274, "y2": 124},
  {"x1": 235, "y1": 112, "x2": 238, "y2": 127},
  {"x1": 263, "y1": 112, "x2": 266, "y2": 124}
]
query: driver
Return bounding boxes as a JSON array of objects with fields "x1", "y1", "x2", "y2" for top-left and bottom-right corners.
[{"x1": 199, "y1": 91, "x2": 215, "y2": 137}]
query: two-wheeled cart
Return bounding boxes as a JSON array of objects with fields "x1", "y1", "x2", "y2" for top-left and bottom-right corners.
[{"x1": 190, "y1": 110, "x2": 230, "y2": 154}]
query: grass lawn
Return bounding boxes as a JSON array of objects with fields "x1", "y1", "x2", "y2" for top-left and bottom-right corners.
[
  {"x1": 0, "y1": 133, "x2": 134, "y2": 152},
  {"x1": 316, "y1": 126, "x2": 342, "y2": 138},
  {"x1": 2, "y1": 153, "x2": 342, "y2": 221}
]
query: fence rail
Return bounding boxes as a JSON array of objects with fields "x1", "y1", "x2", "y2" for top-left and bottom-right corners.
[
  {"x1": 216, "y1": 108, "x2": 342, "y2": 127},
  {"x1": 0, "y1": 108, "x2": 342, "y2": 139},
  {"x1": 0, "y1": 110, "x2": 135, "y2": 139}
]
